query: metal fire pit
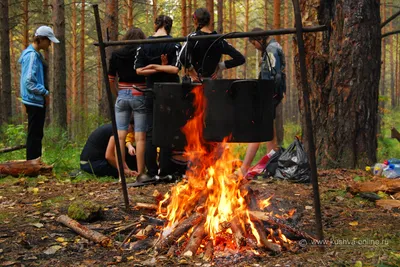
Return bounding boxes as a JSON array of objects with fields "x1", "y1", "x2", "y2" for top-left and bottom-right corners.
[{"x1": 152, "y1": 79, "x2": 275, "y2": 149}]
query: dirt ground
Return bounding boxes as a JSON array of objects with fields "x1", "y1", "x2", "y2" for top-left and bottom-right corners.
[{"x1": 0, "y1": 169, "x2": 399, "y2": 267}]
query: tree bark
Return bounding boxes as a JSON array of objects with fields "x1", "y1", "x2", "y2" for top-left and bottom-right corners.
[
  {"x1": 389, "y1": 3, "x2": 395, "y2": 109},
  {"x1": 379, "y1": 1, "x2": 386, "y2": 134},
  {"x1": 206, "y1": 0, "x2": 214, "y2": 31},
  {"x1": 243, "y1": 0, "x2": 249, "y2": 78},
  {"x1": 9, "y1": 30, "x2": 21, "y2": 121},
  {"x1": 274, "y1": 0, "x2": 284, "y2": 145},
  {"x1": 153, "y1": 0, "x2": 157, "y2": 20},
  {"x1": 217, "y1": 0, "x2": 223, "y2": 33},
  {"x1": 22, "y1": 0, "x2": 29, "y2": 49},
  {"x1": 71, "y1": 1, "x2": 78, "y2": 134},
  {"x1": 264, "y1": 0, "x2": 269, "y2": 29},
  {"x1": 80, "y1": 0, "x2": 86, "y2": 120},
  {"x1": 52, "y1": 0, "x2": 67, "y2": 129},
  {"x1": 0, "y1": 0, "x2": 12, "y2": 125},
  {"x1": 99, "y1": 0, "x2": 118, "y2": 119},
  {"x1": 295, "y1": 0, "x2": 381, "y2": 168},
  {"x1": 182, "y1": 0, "x2": 187, "y2": 36},
  {"x1": 0, "y1": 158, "x2": 53, "y2": 177}
]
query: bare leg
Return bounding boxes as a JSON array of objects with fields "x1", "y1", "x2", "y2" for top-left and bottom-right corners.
[
  {"x1": 266, "y1": 120, "x2": 279, "y2": 153},
  {"x1": 135, "y1": 131, "x2": 146, "y2": 174},
  {"x1": 117, "y1": 129, "x2": 130, "y2": 175},
  {"x1": 241, "y1": 143, "x2": 260, "y2": 175}
]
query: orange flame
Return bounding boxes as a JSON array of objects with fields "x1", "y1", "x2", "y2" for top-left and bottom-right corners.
[{"x1": 157, "y1": 85, "x2": 262, "y2": 244}]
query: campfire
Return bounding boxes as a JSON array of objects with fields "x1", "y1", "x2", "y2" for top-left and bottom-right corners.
[{"x1": 133, "y1": 86, "x2": 317, "y2": 259}]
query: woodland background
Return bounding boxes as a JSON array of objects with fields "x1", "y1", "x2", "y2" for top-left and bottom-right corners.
[{"x1": 0, "y1": 0, "x2": 399, "y2": 170}]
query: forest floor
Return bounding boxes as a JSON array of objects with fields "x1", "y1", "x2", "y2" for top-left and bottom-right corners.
[{"x1": 0, "y1": 169, "x2": 399, "y2": 267}]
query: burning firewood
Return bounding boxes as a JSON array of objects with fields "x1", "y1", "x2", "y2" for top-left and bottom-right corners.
[
  {"x1": 203, "y1": 240, "x2": 214, "y2": 261},
  {"x1": 155, "y1": 213, "x2": 205, "y2": 252},
  {"x1": 56, "y1": 215, "x2": 112, "y2": 247},
  {"x1": 0, "y1": 158, "x2": 53, "y2": 177},
  {"x1": 182, "y1": 221, "x2": 207, "y2": 257},
  {"x1": 249, "y1": 211, "x2": 318, "y2": 242},
  {"x1": 229, "y1": 216, "x2": 246, "y2": 248}
]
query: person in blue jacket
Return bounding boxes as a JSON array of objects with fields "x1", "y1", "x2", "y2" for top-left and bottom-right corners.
[{"x1": 19, "y1": 26, "x2": 59, "y2": 160}]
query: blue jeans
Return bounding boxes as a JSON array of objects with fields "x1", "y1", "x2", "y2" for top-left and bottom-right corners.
[{"x1": 115, "y1": 90, "x2": 148, "y2": 132}]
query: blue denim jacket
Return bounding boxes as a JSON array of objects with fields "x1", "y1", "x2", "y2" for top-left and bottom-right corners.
[{"x1": 18, "y1": 45, "x2": 49, "y2": 108}]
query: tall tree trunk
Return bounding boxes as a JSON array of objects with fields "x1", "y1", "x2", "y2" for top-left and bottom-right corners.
[
  {"x1": 243, "y1": 0, "x2": 249, "y2": 78},
  {"x1": 283, "y1": 0, "x2": 290, "y2": 122},
  {"x1": 379, "y1": 1, "x2": 386, "y2": 134},
  {"x1": 389, "y1": 3, "x2": 395, "y2": 109},
  {"x1": 296, "y1": 0, "x2": 381, "y2": 168},
  {"x1": 274, "y1": 0, "x2": 281, "y2": 42},
  {"x1": 97, "y1": 51, "x2": 102, "y2": 118},
  {"x1": 22, "y1": 0, "x2": 29, "y2": 49},
  {"x1": 100, "y1": 0, "x2": 118, "y2": 119},
  {"x1": 188, "y1": 0, "x2": 192, "y2": 32},
  {"x1": 206, "y1": 0, "x2": 214, "y2": 31},
  {"x1": 9, "y1": 30, "x2": 21, "y2": 121},
  {"x1": 153, "y1": 0, "x2": 157, "y2": 20},
  {"x1": 396, "y1": 34, "x2": 399, "y2": 108},
  {"x1": 264, "y1": 0, "x2": 268, "y2": 29},
  {"x1": 273, "y1": 0, "x2": 283, "y2": 145},
  {"x1": 182, "y1": 0, "x2": 187, "y2": 36},
  {"x1": 127, "y1": 0, "x2": 133, "y2": 27},
  {"x1": 80, "y1": 0, "x2": 86, "y2": 118},
  {"x1": 71, "y1": 1, "x2": 78, "y2": 133},
  {"x1": 228, "y1": 0, "x2": 233, "y2": 79},
  {"x1": 217, "y1": 0, "x2": 223, "y2": 33},
  {"x1": 0, "y1": 0, "x2": 11, "y2": 125},
  {"x1": 52, "y1": 0, "x2": 67, "y2": 129}
]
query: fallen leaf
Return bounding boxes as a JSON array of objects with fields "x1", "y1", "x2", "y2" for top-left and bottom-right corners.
[
  {"x1": 43, "y1": 245, "x2": 62, "y2": 255},
  {"x1": 349, "y1": 221, "x2": 358, "y2": 226},
  {"x1": 89, "y1": 192, "x2": 94, "y2": 196},
  {"x1": 41, "y1": 236, "x2": 49, "y2": 240},
  {"x1": 32, "y1": 188, "x2": 39, "y2": 194},
  {"x1": 61, "y1": 242, "x2": 68, "y2": 246},
  {"x1": 112, "y1": 221, "x2": 122, "y2": 225},
  {"x1": 33, "y1": 202, "x2": 42, "y2": 207},
  {"x1": 56, "y1": 237, "x2": 65, "y2": 243},
  {"x1": 69, "y1": 197, "x2": 75, "y2": 201},
  {"x1": 127, "y1": 256, "x2": 134, "y2": 261},
  {"x1": 31, "y1": 223, "x2": 44, "y2": 228}
]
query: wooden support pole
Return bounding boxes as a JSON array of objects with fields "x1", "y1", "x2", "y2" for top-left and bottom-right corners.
[{"x1": 292, "y1": 0, "x2": 324, "y2": 246}]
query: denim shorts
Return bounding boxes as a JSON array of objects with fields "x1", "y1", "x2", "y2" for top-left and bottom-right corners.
[{"x1": 115, "y1": 90, "x2": 148, "y2": 132}]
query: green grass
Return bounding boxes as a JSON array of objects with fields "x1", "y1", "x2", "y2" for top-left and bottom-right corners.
[{"x1": 0, "y1": 108, "x2": 399, "y2": 179}]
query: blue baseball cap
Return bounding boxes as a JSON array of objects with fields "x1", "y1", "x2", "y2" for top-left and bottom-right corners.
[{"x1": 35, "y1": 26, "x2": 60, "y2": 43}]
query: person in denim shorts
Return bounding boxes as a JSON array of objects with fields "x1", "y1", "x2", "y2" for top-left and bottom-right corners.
[{"x1": 108, "y1": 27, "x2": 147, "y2": 176}]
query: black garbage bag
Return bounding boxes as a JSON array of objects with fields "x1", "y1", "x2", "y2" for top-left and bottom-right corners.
[
  {"x1": 262, "y1": 147, "x2": 284, "y2": 178},
  {"x1": 274, "y1": 138, "x2": 311, "y2": 183}
]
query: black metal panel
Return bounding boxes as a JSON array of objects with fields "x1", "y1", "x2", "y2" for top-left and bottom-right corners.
[
  {"x1": 152, "y1": 79, "x2": 275, "y2": 148},
  {"x1": 203, "y1": 79, "x2": 275, "y2": 142},
  {"x1": 152, "y1": 83, "x2": 196, "y2": 149}
]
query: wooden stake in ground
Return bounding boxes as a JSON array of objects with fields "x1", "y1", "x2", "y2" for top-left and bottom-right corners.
[
  {"x1": 0, "y1": 158, "x2": 53, "y2": 177},
  {"x1": 57, "y1": 215, "x2": 112, "y2": 247}
]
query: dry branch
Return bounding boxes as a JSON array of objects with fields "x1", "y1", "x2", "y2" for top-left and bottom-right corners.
[
  {"x1": 0, "y1": 144, "x2": 26, "y2": 153},
  {"x1": 376, "y1": 199, "x2": 400, "y2": 210},
  {"x1": 249, "y1": 211, "x2": 317, "y2": 242},
  {"x1": 57, "y1": 215, "x2": 112, "y2": 247},
  {"x1": 134, "y1": 202, "x2": 159, "y2": 210},
  {"x1": 0, "y1": 158, "x2": 53, "y2": 177},
  {"x1": 155, "y1": 213, "x2": 204, "y2": 252},
  {"x1": 348, "y1": 179, "x2": 400, "y2": 194},
  {"x1": 252, "y1": 219, "x2": 282, "y2": 253}
]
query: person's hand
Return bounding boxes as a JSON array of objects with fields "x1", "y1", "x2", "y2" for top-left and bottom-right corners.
[
  {"x1": 124, "y1": 169, "x2": 138, "y2": 177},
  {"x1": 211, "y1": 62, "x2": 225, "y2": 79},
  {"x1": 188, "y1": 68, "x2": 200, "y2": 82},
  {"x1": 128, "y1": 146, "x2": 136, "y2": 156},
  {"x1": 142, "y1": 64, "x2": 157, "y2": 70},
  {"x1": 161, "y1": 54, "x2": 168, "y2": 65}
]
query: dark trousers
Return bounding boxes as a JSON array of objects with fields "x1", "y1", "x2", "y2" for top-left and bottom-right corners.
[
  {"x1": 80, "y1": 150, "x2": 137, "y2": 178},
  {"x1": 25, "y1": 104, "x2": 46, "y2": 160},
  {"x1": 145, "y1": 129, "x2": 175, "y2": 177}
]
